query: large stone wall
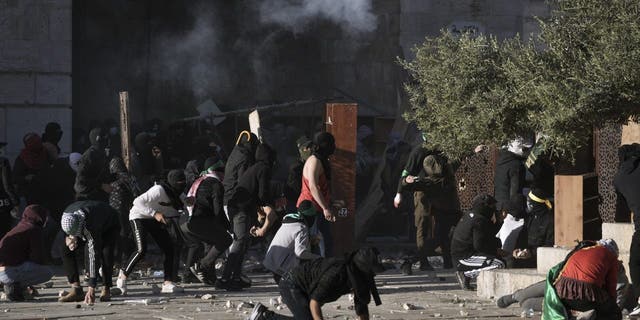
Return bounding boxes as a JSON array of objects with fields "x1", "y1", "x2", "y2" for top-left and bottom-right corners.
[{"x1": 0, "y1": 0, "x2": 72, "y2": 161}]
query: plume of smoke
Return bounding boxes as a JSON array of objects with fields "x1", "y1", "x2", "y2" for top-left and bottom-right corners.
[
  {"x1": 259, "y1": 0, "x2": 377, "y2": 34},
  {"x1": 153, "y1": 9, "x2": 231, "y2": 99}
]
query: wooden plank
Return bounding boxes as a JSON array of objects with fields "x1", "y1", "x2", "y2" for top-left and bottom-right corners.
[
  {"x1": 325, "y1": 103, "x2": 357, "y2": 255},
  {"x1": 248, "y1": 110, "x2": 261, "y2": 142},
  {"x1": 554, "y1": 175, "x2": 584, "y2": 246},
  {"x1": 119, "y1": 91, "x2": 132, "y2": 171},
  {"x1": 622, "y1": 119, "x2": 640, "y2": 145}
]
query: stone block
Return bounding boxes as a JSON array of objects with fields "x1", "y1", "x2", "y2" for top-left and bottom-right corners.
[
  {"x1": 35, "y1": 74, "x2": 71, "y2": 105},
  {"x1": 48, "y1": 8, "x2": 71, "y2": 41},
  {"x1": 488, "y1": 0, "x2": 524, "y2": 17},
  {"x1": 0, "y1": 40, "x2": 39, "y2": 71},
  {"x1": 523, "y1": 0, "x2": 550, "y2": 18},
  {"x1": 0, "y1": 73, "x2": 35, "y2": 104},
  {"x1": 602, "y1": 223, "x2": 634, "y2": 252},
  {"x1": 477, "y1": 268, "x2": 544, "y2": 299},
  {"x1": 38, "y1": 41, "x2": 71, "y2": 72},
  {"x1": 400, "y1": 0, "x2": 435, "y2": 14},
  {"x1": 537, "y1": 245, "x2": 631, "y2": 279}
]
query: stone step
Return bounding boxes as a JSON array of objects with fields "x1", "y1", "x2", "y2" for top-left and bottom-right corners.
[
  {"x1": 602, "y1": 222, "x2": 634, "y2": 251},
  {"x1": 536, "y1": 246, "x2": 630, "y2": 279},
  {"x1": 476, "y1": 268, "x2": 544, "y2": 299}
]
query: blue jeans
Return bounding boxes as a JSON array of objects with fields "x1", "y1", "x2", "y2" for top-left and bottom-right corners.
[{"x1": 0, "y1": 261, "x2": 53, "y2": 286}]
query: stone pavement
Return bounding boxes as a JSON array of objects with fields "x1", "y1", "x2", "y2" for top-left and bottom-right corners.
[{"x1": 0, "y1": 267, "x2": 541, "y2": 320}]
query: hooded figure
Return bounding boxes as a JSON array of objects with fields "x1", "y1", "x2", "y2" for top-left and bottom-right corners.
[
  {"x1": 285, "y1": 136, "x2": 313, "y2": 212},
  {"x1": 0, "y1": 205, "x2": 53, "y2": 301},
  {"x1": 312, "y1": 132, "x2": 335, "y2": 179},
  {"x1": 494, "y1": 138, "x2": 531, "y2": 212},
  {"x1": 219, "y1": 143, "x2": 276, "y2": 290},
  {"x1": 223, "y1": 131, "x2": 259, "y2": 206},
  {"x1": 74, "y1": 128, "x2": 112, "y2": 201},
  {"x1": 0, "y1": 141, "x2": 18, "y2": 237},
  {"x1": 108, "y1": 157, "x2": 139, "y2": 266},
  {"x1": 13, "y1": 133, "x2": 48, "y2": 205},
  {"x1": 451, "y1": 194, "x2": 505, "y2": 289},
  {"x1": 42, "y1": 122, "x2": 63, "y2": 160},
  {"x1": 252, "y1": 246, "x2": 383, "y2": 320}
]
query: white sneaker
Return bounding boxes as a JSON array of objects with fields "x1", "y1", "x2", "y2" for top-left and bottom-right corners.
[
  {"x1": 161, "y1": 282, "x2": 184, "y2": 294},
  {"x1": 116, "y1": 277, "x2": 127, "y2": 295},
  {"x1": 630, "y1": 305, "x2": 640, "y2": 316}
]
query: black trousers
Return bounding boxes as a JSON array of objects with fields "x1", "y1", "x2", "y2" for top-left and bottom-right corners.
[
  {"x1": 221, "y1": 207, "x2": 251, "y2": 281},
  {"x1": 630, "y1": 230, "x2": 640, "y2": 298},
  {"x1": 122, "y1": 218, "x2": 182, "y2": 282},
  {"x1": 278, "y1": 274, "x2": 311, "y2": 319},
  {"x1": 181, "y1": 216, "x2": 232, "y2": 270},
  {"x1": 115, "y1": 210, "x2": 134, "y2": 268},
  {"x1": 61, "y1": 225, "x2": 118, "y2": 287},
  {"x1": 0, "y1": 207, "x2": 12, "y2": 240}
]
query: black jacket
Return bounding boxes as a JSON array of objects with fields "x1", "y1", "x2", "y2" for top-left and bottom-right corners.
[
  {"x1": 109, "y1": 173, "x2": 138, "y2": 218},
  {"x1": 396, "y1": 145, "x2": 432, "y2": 193},
  {"x1": 0, "y1": 157, "x2": 18, "y2": 209},
  {"x1": 40, "y1": 157, "x2": 76, "y2": 221},
  {"x1": 451, "y1": 211, "x2": 500, "y2": 261},
  {"x1": 515, "y1": 203, "x2": 554, "y2": 255},
  {"x1": 74, "y1": 146, "x2": 112, "y2": 201},
  {"x1": 494, "y1": 150, "x2": 526, "y2": 211},
  {"x1": 192, "y1": 176, "x2": 225, "y2": 219},
  {"x1": 223, "y1": 141, "x2": 257, "y2": 205},
  {"x1": 229, "y1": 145, "x2": 274, "y2": 212},
  {"x1": 614, "y1": 152, "x2": 640, "y2": 228}
]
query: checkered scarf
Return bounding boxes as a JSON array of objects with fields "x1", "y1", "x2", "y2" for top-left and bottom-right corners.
[{"x1": 61, "y1": 210, "x2": 86, "y2": 237}]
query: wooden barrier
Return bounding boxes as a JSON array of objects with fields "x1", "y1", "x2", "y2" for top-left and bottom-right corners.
[{"x1": 554, "y1": 173, "x2": 600, "y2": 246}]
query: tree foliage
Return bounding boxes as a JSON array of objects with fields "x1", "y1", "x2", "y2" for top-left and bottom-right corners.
[{"x1": 401, "y1": 0, "x2": 640, "y2": 160}]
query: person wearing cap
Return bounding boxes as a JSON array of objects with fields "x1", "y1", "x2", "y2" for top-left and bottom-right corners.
[
  {"x1": 59, "y1": 200, "x2": 119, "y2": 303},
  {"x1": 0, "y1": 141, "x2": 18, "y2": 239},
  {"x1": 551, "y1": 239, "x2": 622, "y2": 319},
  {"x1": 284, "y1": 136, "x2": 313, "y2": 212},
  {"x1": 0, "y1": 205, "x2": 53, "y2": 301},
  {"x1": 249, "y1": 246, "x2": 385, "y2": 320},
  {"x1": 263, "y1": 200, "x2": 321, "y2": 283},
  {"x1": 218, "y1": 143, "x2": 277, "y2": 291},
  {"x1": 181, "y1": 157, "x2": 231, "y2": 285},
  {"x1": 74, "y1": 128, "x2": 113, "y2": 202},
  {"x1": 42, "y1": 122, "x2": 63, "y2": 161},
  {"x1": 451, "y1": 194, "x2": 506, "y2": 290},
  {"x1": 510, "y1": 188, "x2": 554, "y2": 268},
  {"x1": 13, "y1": 133, "x2": 49, "y2": 205},
  {"x1": 116, "y1": 170, "x2": 186, "y2": 295}
]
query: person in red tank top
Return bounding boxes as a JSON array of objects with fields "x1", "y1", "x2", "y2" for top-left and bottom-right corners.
[{"x1": 297, "y1": 132, "x2": 336, "y2": 222}]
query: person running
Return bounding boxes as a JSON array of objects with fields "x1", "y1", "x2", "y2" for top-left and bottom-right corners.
[
  {"x1": 249, "y1": 247, "x2": 385, "y2": 320},
  {"x1": 59, "y1": 200, "x2": 119, "y2": 303},
  {"x1": 0, "y1": 205, "x2": 53, "y2": 301},
  {"x1": 181, "y1": 157, "x2": 232, "y2": 285},
  {"x1": 218, "y1": 143, "x2": 276, "y2": 291},
  {"x1": 116, "y1": 170, "x2": 186, "y2": 295},
  {"x1": 108, "y1": 157, "x2": 140, "y2": 269},
  {"x1": 263, "y1": 200, "x2": 320, "y2": 283}
]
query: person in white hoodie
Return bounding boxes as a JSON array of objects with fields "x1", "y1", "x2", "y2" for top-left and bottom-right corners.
[
  {"x1": 263, "y1": 200, "x2": 320, "y2": 284},
  {"x1": 116, "y1": 170, "x2": 186, "y2": 294}
]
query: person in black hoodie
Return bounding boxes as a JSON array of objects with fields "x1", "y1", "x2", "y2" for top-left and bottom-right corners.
[
  {"x1": 42, "y1": 122, "x2": 63, "y2": 161},
  {"x1": 58, "y1": 200, "x2": 119, "y2": 304},
  {"x1": 223, "y1": 131, "x2": 259, "y2": 215},
  {"x1": 74, "y1": 128, "x2": 112, "y2": 202},
  {"x1": 451, "y1": 194, "x2": 506, "y2": 290},
  {"x1": 0, "y1": 141, "x2": 19, "y2": 239},
  {"x1": 509, "y1": 188, "x2": 554, "y2": 268},
  {"x1": 184, "y1": 137, "x2": 221, "y2": 188},
  {"x1": 494, "y1": 138, "x2": 531, "y2": 213},
  {"x1": 284, "y1": 136, "x2": 313, "y2": 212},
  {"x1": 248, "y1": 247, "x2": 385, "y2": 320},
  {"x1": 614, "y1": 143, "x2": 640, "y2": 313},
  {"x1": 182, "y1": 157, "x2": 231, "y2": 285},
  {"x1": 108, "y1": 157, "x2": 140, "y2": 268},
  {"x1": 0, "y1": 205, "x2": 53, "y2": 301},
  {"x1": 218, "y1": 143, "x2": 276, "y2": 291}
]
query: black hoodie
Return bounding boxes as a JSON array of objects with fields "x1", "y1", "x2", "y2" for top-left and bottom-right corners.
[
  {"x1": 494, "y1": 150, "x2": 526, "y2": 211},
  {"x1": 223, "y1": 133, "x2": 259, "y2": 205},
  {"x1": 614, "y1": 144, "x2": 640, "y2": 227},
  {"x1": 0, "y1": 205, "x2": 48, "y2": 266},
  {"x1": 74, "y1": 128, "x2": 112, "y2": 201},
  {"x1": 229, "y1": 143, "x2": 275, "y2": 212}
]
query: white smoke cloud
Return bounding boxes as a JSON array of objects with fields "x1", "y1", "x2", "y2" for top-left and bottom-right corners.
[{"x1": 259, "y1": 0, "x2": 378, "y2": 34}]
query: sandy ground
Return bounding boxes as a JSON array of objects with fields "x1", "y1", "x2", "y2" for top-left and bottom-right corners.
[{"x1": 0, "y1": 266, "x2": 541, "y2": 320}]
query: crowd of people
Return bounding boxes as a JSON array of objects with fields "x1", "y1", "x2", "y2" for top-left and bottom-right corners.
[{"x1": 0, "y1": 119, "x2": 638, "y2": 319}]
